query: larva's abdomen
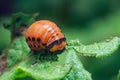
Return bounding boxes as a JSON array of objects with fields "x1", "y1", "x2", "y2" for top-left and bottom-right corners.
[{"x1": 25, "y1": 20, "x2": 66, "y2": 52}]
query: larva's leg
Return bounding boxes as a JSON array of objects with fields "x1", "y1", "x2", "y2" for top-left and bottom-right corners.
[
  {"x1": 30, "y1": 50, "x2": 39, "y2": 65},
  {"x1": 31, "y1": 60, "x2": 38, "y2": 65}
]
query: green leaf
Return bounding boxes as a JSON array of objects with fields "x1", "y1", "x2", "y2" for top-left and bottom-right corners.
[
  {"x1": 1, "y1": 37, "x2": 72, "y2": 80},
  {"x1": 13, "y1": 49, "x2": 92, "y2": 80},
  {"x1": 4, "y1": 12, "x2": 39, "y2": 31},
  {"x1": 14, "y1": 51, "x2": 72, "y2": 80},
  {"x1": 68, "y1": 37, "x2": 120, "y2": 57},
  {"x1": 3, "y1": 12, "x2": 39, "y2": 38},
  {"x1": 1, "y1": 36, "x2": 92, "y2": 80},
  {"x1": 0, "y1": 68, "x2": 16, "y2": 80},
  {"x1": 64, "y1": 49, "x2": 92, "y2": 80},
  {"x1": 7, "y1": 37, "x2": 30, "y2": 67}
]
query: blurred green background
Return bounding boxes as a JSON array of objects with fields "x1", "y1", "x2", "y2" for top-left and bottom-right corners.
[{"x1": 0, "y1": 0, "x2": 120, "y2": 80}]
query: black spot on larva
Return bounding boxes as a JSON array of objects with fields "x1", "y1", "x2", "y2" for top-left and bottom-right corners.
[
  {"x1": 34, "y1": 44, "x2": 36, "y2": 48},
  {"x1": 38, "y1": 45, "x2": 40, "y2": 48},
  {"x1": 37, "y1": 38, "x2": 41, "y2": 43},
  {"x1": 28, "y1": 37, "x2": 31, "y2": 41},
  {"x1": 29, "y1": 44, "x2": 32, "y2": 47},
  {"x1": 42, "y1": 43, "x2": 46, "y2": 47},
  {"x1": 32, "y1": 37, "x2": 35, "y2": 41}
]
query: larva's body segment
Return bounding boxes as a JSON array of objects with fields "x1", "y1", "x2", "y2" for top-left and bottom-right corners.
[{"x1": 25, "y1": 20, "x2": 66, "y2": 52}]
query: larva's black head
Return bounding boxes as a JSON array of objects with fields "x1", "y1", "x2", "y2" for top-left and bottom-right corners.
[{"x1": 47, "y1": 38, "x2": 66, "y2": 52}]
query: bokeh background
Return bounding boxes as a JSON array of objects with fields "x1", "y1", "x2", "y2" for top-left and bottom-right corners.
[{"x1": 0, "y1": 0, "x2": 120, "y2": 80}]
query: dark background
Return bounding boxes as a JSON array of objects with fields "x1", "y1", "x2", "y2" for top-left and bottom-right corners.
[{"x1": 0, "y1": 0, "x2": 120, "y2": 80}]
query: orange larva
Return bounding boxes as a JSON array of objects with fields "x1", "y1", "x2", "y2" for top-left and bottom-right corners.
[{"x1": 25, "y1": 20, "x2": 66, "y2": 52}]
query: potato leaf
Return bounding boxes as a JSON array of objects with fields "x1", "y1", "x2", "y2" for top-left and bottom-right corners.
[
  {"x1": 64, "y1": 49, "x2": 92, "y2": 80},
  {"x1": 0, "y1": 37, "x2": 72, "y2": 80},
  {"x1": 14, "y1": 54, "x2": 71, "y2": 80},
  {"x1": 67, "y1": 37, "x2": 120, "y2": 57},
  {"x1": 0, "y1": 36, "x2": 92, "y2": 80},
  {"x1": 7, "y1": 37, "x2": 30, "y2": 67}
]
